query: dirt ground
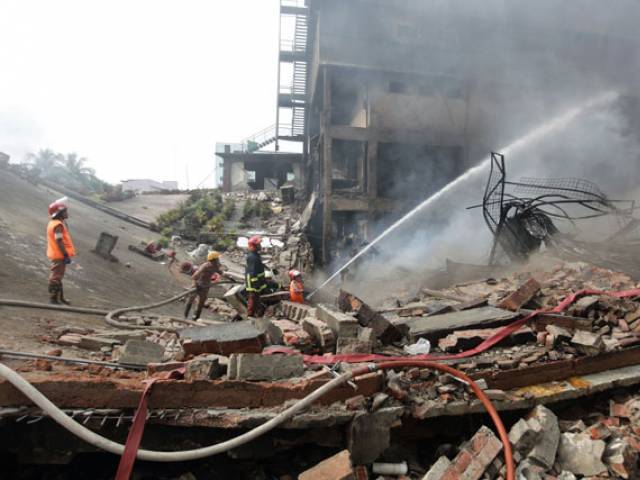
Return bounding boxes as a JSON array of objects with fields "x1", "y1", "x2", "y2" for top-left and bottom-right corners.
[{"x1": 0, "y1": 170, "x2": 188, "y2": 354}]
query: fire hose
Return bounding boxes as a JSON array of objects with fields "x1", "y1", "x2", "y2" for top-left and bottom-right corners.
[{"x1": 0, "y1": 361, "x2": 514, "y2": 479}]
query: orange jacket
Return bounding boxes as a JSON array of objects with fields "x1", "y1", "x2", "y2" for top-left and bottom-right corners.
[
  {"x1": 47, "y1": 219, "x2": 76, "y2": 260},
  {"x1": 289, "y1": 280, "x2": 304, "y2": 304}
]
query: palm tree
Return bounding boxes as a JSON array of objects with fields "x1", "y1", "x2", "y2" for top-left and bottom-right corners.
[
  {"x1": 25, "y1": 149, "x2": 61, "y2": 174},
  {"x1": 62, "y1": 152, "x2": 95, "y2": 178}
]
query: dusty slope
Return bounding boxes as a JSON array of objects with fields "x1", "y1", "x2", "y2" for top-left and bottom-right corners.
[{"x1": 0, "y1": 170, "x2": 186, "y2": 352}]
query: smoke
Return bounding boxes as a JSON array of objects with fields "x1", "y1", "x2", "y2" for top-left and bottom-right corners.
[{"x1": 319, "y1": 0, "x2": 640, "y2": 301}]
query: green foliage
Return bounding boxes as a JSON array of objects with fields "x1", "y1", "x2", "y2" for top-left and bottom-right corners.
[
  {"x1": 259, "y1": 202, "x2": 272, "y2": 219},
  {"x1": 222, "y1": 198, "x2": 235, "y2": 220},
  {"x1": 158, "y1": 236, "x2": 170, "y2": 248},
  {"x1": 23, "y1": 149, "x2": 110, "y2": 196},
  {"x1": 156, "y1": 190, "x2": 229, "y2": 237},
  {"x1": 242, "y1": 199, "x2": 255, "y2": 220}
]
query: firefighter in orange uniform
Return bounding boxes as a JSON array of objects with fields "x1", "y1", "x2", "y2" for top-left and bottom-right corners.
[
  {"x1": 46, "y1": 197, "x2": 76, "y2": 304},
  {"x1": 289, "y1": 270, "x2": 305, "y2": 304}
]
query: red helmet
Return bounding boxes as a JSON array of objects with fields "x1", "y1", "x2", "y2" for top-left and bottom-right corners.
[
  {"x1": 48, "y1": 197, "x2": 68, "y2": 218},
  {"x1": 248, "y1": 235, "x2": 262, "y2": 251},
  {"x1": 289, "y1": 269, "x2": 302, "y2": 280}
]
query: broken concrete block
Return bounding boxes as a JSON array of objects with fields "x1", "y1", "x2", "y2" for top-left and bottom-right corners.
[
  {"x1": 526, "y1": 405, "x2": 560, "y2": 470},
  {"x1": 280, "y1": 301, "x2": 316, "y2": 322},
  {"x1": 338, "y1": 290, "x2": 402, "y2": 344},
  {"x1": 348, "y1": 407, "x2": 403, "y2": 465},
  {"x1": 496, "y1": 278, "x2": 541, "y2": 311},
  {"x1": 407, "y1": 306, "x2": 517, "y2": 343},
  {"x1": 228, "y1": 353, "x2": 304, "y2": 381},
  {"x1": 557, "y1": 433, "x2": 607, "y2": 476},
  {"x1": 439, "y1": 425, "x2": 503, "y2": 480},
  {"x1": 179, "y1": 321, "x2": 266, "y2": 356},
  {"x1": 298, "y1": 450, "x2": 355, "y2": 480},
  {"x1": 573, "y1": 295, "x2": 600, "y2": 314},
  {"x1": 252, "y1": 317, "x2": 284, "y2": 345},
  {"x1": 545, "y1": 324, "x2": 572, "y2": 344},
  {"x1": 78, "y1": 336, "x2": 120, "y2": 351},
  {"x1": 509, "y1": 418, "x2": 542, "y2": 454},
  {"x1": 184, "y1": 356, "x2": 222, "y2": 381},
  {"x1": 422, "y1": 456, "x2": 451, "y2": 480},
  {"x1": 302, "y1": 317, "x2": 335, "y2": 352},
  {"x1": 571, "y1": 330, "x2": 604, "y2": 355},
  {"x1": 316, "y1": 304, "x2": 358, "y2": 338},
  {"x1": 116, "y1": 339, "x2": 165, "y2": 365},
  {"x1": 336, "y1": 337, "x2": 373, "y2": 354}
]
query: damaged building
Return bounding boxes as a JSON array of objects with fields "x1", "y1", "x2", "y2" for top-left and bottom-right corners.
[{"x1": 265, "y1": 0, "x2": 640, "y2": 264}]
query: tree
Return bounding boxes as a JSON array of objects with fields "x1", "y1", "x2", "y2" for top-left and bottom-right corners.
[
  {"x1": 62, "y1": 152, "x2": 95, "y2": 179},
  {"x1": 25, "y1": 149, "x2": 61, "y2": 174}
]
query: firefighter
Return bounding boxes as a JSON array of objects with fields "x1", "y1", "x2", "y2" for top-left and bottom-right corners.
[
  {"x1": 245, "y1": 235, "x2": 266, "y2": 317},
  {"x1": 46, "y1": 197, "x2": 76, "y2": 304},
  {"x1": 289, "y1": 270, "x2": 304, "y2": 304},
  {"x1": 184, "y1": 251, "x2": 223, "y2": 320}
]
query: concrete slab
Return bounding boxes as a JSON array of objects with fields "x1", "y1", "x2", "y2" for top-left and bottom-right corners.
[{"x1": 407, "y1": 306, "x2": 518, "y2": 342}]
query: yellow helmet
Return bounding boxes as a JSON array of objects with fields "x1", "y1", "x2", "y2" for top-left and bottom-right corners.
[{"x1": 207, "y1": 251, "x2": 221, "y2": 261}]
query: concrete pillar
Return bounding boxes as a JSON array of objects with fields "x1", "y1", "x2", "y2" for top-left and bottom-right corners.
[
  {"x1": 366, "y1": 141, "x2": 378, "y2": 199},
  {"x1": 321, "y1": 67, "x2": 333, "y2": 264}
]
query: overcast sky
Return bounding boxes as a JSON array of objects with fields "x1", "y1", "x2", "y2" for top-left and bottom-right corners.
[{"x1": 0, "y1": 0, "x2": 280, "y2": 188}]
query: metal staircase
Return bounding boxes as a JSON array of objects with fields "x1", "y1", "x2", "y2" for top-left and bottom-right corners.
[{"x1": 276, "y1": 0, "x2": 310, "y2": 150}]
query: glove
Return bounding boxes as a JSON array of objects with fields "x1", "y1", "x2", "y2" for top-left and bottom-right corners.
[{"x1": 63, "y1": 255, "x2": 72, "y2": 265}]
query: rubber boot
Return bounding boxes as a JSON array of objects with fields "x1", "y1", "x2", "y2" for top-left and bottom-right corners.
[
  {"x1": 59, "y1": 284, "x2": 71, "y2": 305},
  {"x1": 184, "y1": 301, "x2": 192, "y2": 319},
  {"x1": 48, "y1": 284, "x2": 60, "y2": 305}
]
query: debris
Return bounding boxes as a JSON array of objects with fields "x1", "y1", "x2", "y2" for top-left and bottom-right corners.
[
  {"x1": 302, "y1": 317, "x2": 336, "y2": 352},
  {"x1": 316, "y1": 304, "x2": 359, "y2": 338},
  {"x1": 436, "y1": 425, "x2": 502, "y2": 480},
  {"x1": 92, "y1": 232, "x2": 119, "y2": 262},
  {"x1": 339, "y1": 291, "x2": 402, "y2": 344},
  {"x1": 115, "y1": 340, "x2": 165, "y2": 365},
  {"x1": 184, "y1": 356, "x2": 222, "y2": 381},
  {"x1": 179, "y1": 321, "x2": 266, "y2": 356},
  {"x1": 571, "y1": 330, "x2": 605, "y2": 355},
  {"x1": 335, "y1": 338, "x2": 373, "y2": 354},
  {"x1": 496, "y1": 278, "x2": 541, "y2": 311},
  {"x1": 406, "y1": 306, "x2": 517, "y2": 343},
  {"x1": 556, "y1": 433, "x2": 607, "y2": 476},
  {"x1": 227, "y1": 353, "x2": 304, "y2": 381},
  {"x1": 422, "y1": 456, "x2": 451, "y2": 480},
  {"x1": 224, "y1": 284, "x2": 247, "y2": 315},
  {"x1": 347, "y1": 407, "x2": 403, "y2": 464},
  {"x1": 298, "y1": 450, "x2": 355, "y2": 480}
]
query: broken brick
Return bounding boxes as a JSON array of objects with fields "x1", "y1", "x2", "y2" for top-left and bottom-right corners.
[
  {"x1": 440, "y1": 426, "x2": 503, "y2": 480},
  {"x1": 496, "y1": 278, "x2": 541, "y2": 311},
  {"x1": 298, "y1": 450, "x2": 354, "y2": 480}
]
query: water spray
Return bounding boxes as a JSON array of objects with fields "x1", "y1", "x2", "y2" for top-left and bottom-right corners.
[{"x1": 307, "y1": 91, "x2": 619, "y2": 299}]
